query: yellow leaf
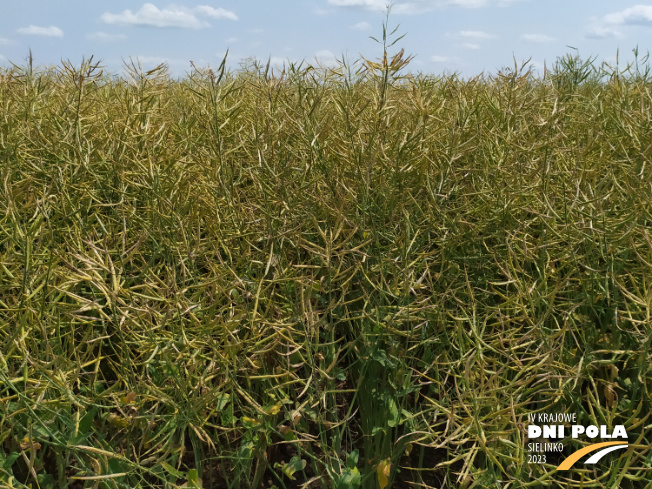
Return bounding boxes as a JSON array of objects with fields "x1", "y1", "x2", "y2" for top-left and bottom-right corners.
[
  {"x1": 107, "y1": 413, "x2": 130, "y2": 429},
  {"x1": 241, "y1": 416, "x2": 262, "y2": 429},
  {"x1": 377, "y1": 459, "x2": 391, "y2": 489},
  {"x1": 265, "y1": 402, "x2": 282, "y2": 415}
]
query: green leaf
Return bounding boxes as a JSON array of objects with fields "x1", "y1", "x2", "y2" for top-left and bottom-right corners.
[
  {"x1": 0, "y1": 451, "x2": 21, "y2": 471},
  {"x1": 371, "y1": 348, "x2": 393, "y2": 367},
  {"x1": 237, "y1": 441, "x2": 255, "y2": 461},
  {"x1": 160, "y1": 461, "x2": 184, "y2": 479},
  {"x1": 108, "y1": 458, "x2": 129, "y2": 475},
  {"x1": 187, "y1": 469, "x2": 201, "y2": 486},
  {"x1": 78, "y1": 407, "x2": 97, "y2": 434},
  {"x1": 346, "y1": 449, "x2": 359, "y2": 470},
  {"x1": 276, "y1": 456, "x2": 306, "y2": 480},
  {"x1": 387, "y1": 396, "x2": 399, "y2": 427},
  {"x1": 335, "y1": 467, "x2": 361, "y2": 489},
  {"x1": 221, "y1": 402, "x2": 234, "y2": 426},
  {"x1": 215, "y1": 393, "x2": 230, "y2": 411},
  {"x1": 37, "y1": 473, "x2": 55, "y2": 489}
]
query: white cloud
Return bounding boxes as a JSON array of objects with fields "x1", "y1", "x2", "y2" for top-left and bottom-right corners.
[
  {"x1": 529, "y1": 60, "x2": 544, "y2": 71},
  {"x1": 583, "y1": 6, "x2": 650, "y2": 40},
  {"x1": 351, "y1": 21, "x2": 372, "y2": 30},
  {"x1": 605, "y1": 5, "x2": 652, "y2": 26},
  {"x1": 194, "y1": 6, "x2": 239, "y2": 21},
  {"x1": 0, "y1": 37, "x2": 14, "y2": 45},
  {"x1": 458, "y1": 30, "x2": 494, "y2": 39},
  {"x1": 453, "y1": 0, "x2": 526, "y2": 6},
  {"x1": 585, "y1": 25, "x2": 621, "y2": 39},
  {"x1": 328, "y1": 0, "x2": 523, "y2": 13},
  {"x1": 315, "y1": 49, "x2": 337, "y2": 59},
  {"x1": 447, "y1": 0, "x2": 488, "y2": 7},
  {"x1": 240, "y1": 56, "x2": 299, "y2": 70},
  {"x1": 17, "y1": 25, "x2": 64, "y2": 37},
  {"x1": 521, "y1": 33, "x2": 555, "y2": 43},
  {"x1": 129, "y1": 56, "x2": 188, "y2": 71},
  {"x1": 449, "y1": 0, "x2": 526, "y2": 7},
  {"x1": 102, "y1": 4, "x2": 205, "y2": 28},
  {"x1": 328, "y1": 0, "x2": 386, "y2": 10},
  {"x1": 314, "y1": 49, "x2": 339, "y2": 67},
  {"x1": 460, "y1": 42, "x2": 480, "y2": 49},
  {"x1": 101, "y1": 3, "x2": 238, "y2": 29},
  {"x1": 225, "y1": 36, "x2": 238, "y2": 43},
  {"x1": 87, "y1": 31, "x2": 127, "y2": 42},
  {"x1": 134, "y1": 55, "x2": 170, "y2": 65},
  {"x1": 431, "y1": 54, "x2": 466, "y2": 66},
  {"x1": 268, "y1": 56, "x2": 297, "y2": 67}
]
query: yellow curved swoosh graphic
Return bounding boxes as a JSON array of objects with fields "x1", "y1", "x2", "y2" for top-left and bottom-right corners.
[{"x1": 557, "y1": 442, "x2": 628, "y2": 470}]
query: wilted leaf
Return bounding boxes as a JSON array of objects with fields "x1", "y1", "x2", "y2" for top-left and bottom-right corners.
[
  {"x1": 604, "y1": 383, "x2": 617, "y2": 407},
  {"x1": 123, "y1": 391, "x2": 137, "y2": 405},
  {"x1": 291, "y1": 410, "x2": 302, "y2": 425},
  {"x1": 20, "y1": 437, "x2": 41, "y2": 451}
]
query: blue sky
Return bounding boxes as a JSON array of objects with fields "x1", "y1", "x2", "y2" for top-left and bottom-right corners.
[{"x1": 1, "y1": 1, "x2": 652, "y2": 77}]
